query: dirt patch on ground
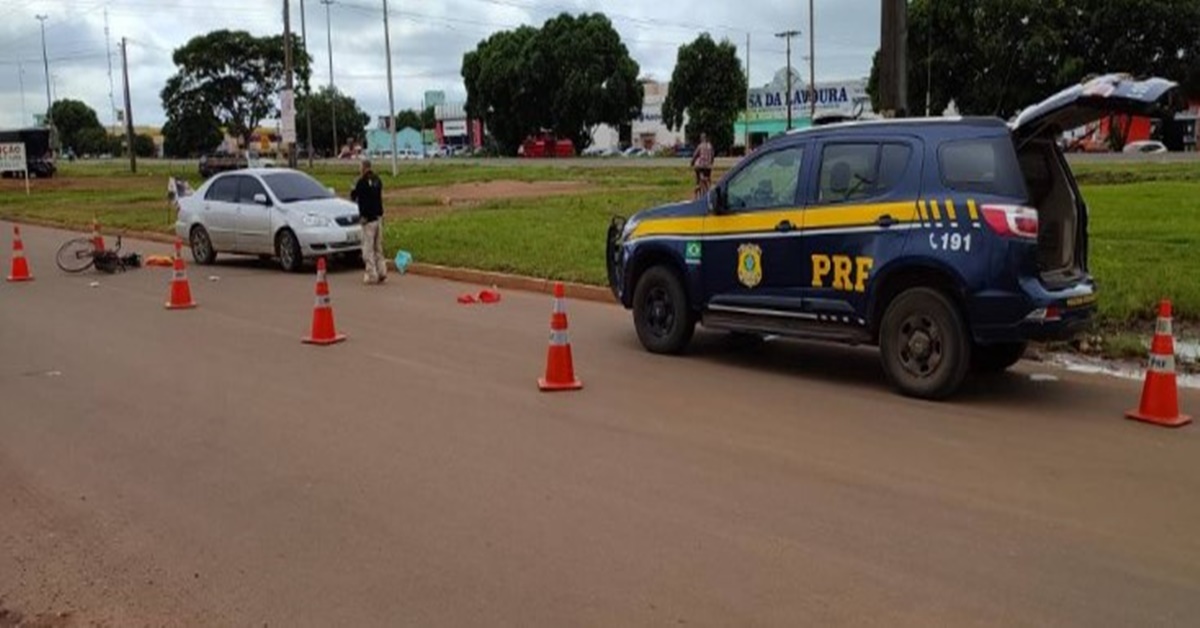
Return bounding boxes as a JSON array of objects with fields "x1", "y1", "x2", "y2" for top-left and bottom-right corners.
[
  {"x1": 0, "y1": 176, "x2": 165, "y2": 194},
  {"x1": 385, "y1": 180, "x2": 591, "y2": 218}
]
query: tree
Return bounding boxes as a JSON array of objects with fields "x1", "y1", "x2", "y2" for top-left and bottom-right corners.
[
  {"x1": 161, "y1": 30, "x2": 311, "y2": 148},
  {"x1": 463, "y1": 14, "x2": 643, "y2": 154},
  {"x1": 162, "y1": 105, "x2": 223, "y2": 157},
  {"x1": 394, "y1": 109, "x2": 422, "y2": 130},
  {"x1": 421, "y1": 106, "x2": 436, "y2": 129},
  {"x1": 133, "y1": 133, "x2": 156, "y2": 158},
  {"x1": 48, "y1": 99, "x2": 104, "y2": 154},
  {"x1": 868, "y1": 0, "x2": 1200, "y2": 119},
  {"x1": 662, "y1": 34, "x2": 747, "y2": 153},
  {"x1": 296, "y1": 86, "x2": 369, "y2": 156},
  {"x1": 74, "y1": 127, "x2": 111, "y2": 156}
]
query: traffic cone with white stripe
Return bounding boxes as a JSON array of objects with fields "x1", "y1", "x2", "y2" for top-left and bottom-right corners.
[
  {"x1": 91, "y1": 218, "x2": 106, "y2": 253},
  {"x1": 538, "y1": 282, "x2": 582, "y2": 391},
  {"x1": 1127, "y1": 300, "x2": 1190, "y2": 427},
  {"x1": 165, "y1": 238, "x2": 196, "y2": 309},
  {"x1": 302, "y1": 257, "x2": 346, "y2": 345},
  {"x1": 7, "y1": 225, "x2": 33, "y2": 282}
]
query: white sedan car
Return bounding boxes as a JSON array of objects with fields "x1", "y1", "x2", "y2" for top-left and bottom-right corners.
[{"x1": 175, "y1": 168, "x2": 364, "y2": 272}]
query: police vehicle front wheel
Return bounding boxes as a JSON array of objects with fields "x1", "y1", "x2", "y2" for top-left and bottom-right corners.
[
  {"x1": 879, "y1": 287, "x2": 970, "y2": 400},
  {"x1": 633, "y1": 266, "x2": 695, "y2": 354}
]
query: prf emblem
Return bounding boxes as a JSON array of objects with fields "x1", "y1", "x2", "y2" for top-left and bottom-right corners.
[{"x1": 737, "y1": 243, "x2": 762, "y2": 288}]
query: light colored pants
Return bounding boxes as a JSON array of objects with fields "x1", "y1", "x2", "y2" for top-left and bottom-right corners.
[{"x1": 362, "y1": 218, "x2": 387, "y2": 282}]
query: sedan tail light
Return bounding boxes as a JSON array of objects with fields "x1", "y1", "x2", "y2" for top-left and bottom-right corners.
[{"x1": 981, "y1": 204, "x2": 1039, "y2": 240}]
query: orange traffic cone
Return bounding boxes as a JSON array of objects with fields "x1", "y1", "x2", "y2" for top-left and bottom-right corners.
[
  {"x1": 538, "y1": 282, "x2": 582, "y2": 391},
  {"x1": 302, "y1": 257, "x2": 346, "y2": 345},
  {"x1": 91, "y1": 218, "x2": 106, "y2": 253},
  {"x1": 164, "y1": 238, "x2": 196, "y2": 310},
  {"x1": 1127, "y1": 300, "x2": 1191, "y2": 427},
  {"x1": 7, "y1": 225, "x2": 33, "y2": 282}
]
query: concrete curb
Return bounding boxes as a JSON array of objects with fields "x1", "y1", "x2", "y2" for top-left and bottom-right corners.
[
  {"x1": 405, "y1": 263, "x2": 617, "y2": 304},
  {"x1": 2, "y1": 216, "x2": 618, "y2": 305}
]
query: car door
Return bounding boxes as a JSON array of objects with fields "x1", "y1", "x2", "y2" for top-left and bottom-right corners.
[
  {"x1": 799, "y1": 138, "x2": 923, "y2": 326},
  {"x1": 702, "y1": 143, "x2": 809, "y2": 313},
  {"x1": 201, "y1": 175, "x2": 240, "y2": 250},
  {"x1": 235, "y1": 175, "x2": 274, "y2": 254}
]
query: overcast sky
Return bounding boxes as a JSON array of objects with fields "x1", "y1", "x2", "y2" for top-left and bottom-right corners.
[{"x1": 0, "y1": 0, "x2": 883, "y2": 129}]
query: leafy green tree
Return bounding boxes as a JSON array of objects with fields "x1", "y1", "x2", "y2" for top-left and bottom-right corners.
[
  {"x1": 421, "y1": 106, "x2": 436, "y2": 128},
  {"x1": 161, "y1": 30, "x2": 311, "y2": 148},
  {"x1": 463, "y1": 14, "x2": 643, "y2": 154},
  {"x1": 74, "y1": 127, "x2": 111, "y2": 156},
  {"x1": 48, "y1": 99, "x2": 104, "y2": 153},
  {"x1": 296, "y1": 86, "x2": 369, "y2": 156},
  {"x1": 394, "y1": 109, "x2": 423, "y2": 130},
  {"x1": 162, "y1": 104, "x2": 223, "y2": 157},
  {"x1": 869, "y1": 0, "x2": 1200, "y2": 119},
  {"x1": 662, "y1": 34, "x2": 747, "y2": 153},
  {"x1": 133, "y1": 133, "x2": 156, "y2": 158}
]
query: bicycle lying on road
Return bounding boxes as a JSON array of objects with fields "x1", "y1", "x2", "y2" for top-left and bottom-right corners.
[{"x1": 56, "y1": 235, "x2": 141, "y2": 273}]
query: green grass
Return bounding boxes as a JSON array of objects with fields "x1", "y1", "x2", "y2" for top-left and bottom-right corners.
[
  {"x1": 4, "y1": 158, "x2": 1199, "y2": 329},
  {"x1": 389, "y1": 188, "x2": 688, "y2": 284},
  {"x1": 1084, "y1": 182, "x2": 1200, "y2": 322}
]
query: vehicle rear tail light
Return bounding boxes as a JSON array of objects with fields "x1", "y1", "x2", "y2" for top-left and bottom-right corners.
[
  {"x1": 981, "y1": 204, "x2": 1039, "y2": 240},
  {"x1": 1025, "y1": 305, "x2": 1062, "y2": 323}
]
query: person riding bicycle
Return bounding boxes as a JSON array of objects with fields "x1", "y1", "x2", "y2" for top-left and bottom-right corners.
[{"x1": 691, "y1": 132, "x2": 714, "y2": 197}]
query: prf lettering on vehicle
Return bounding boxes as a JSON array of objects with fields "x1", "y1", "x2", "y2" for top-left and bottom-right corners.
[{"x1": 811, "y1": 254, "x2": 873, "y2": 292}]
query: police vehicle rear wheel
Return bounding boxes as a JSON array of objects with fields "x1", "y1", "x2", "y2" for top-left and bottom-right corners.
[
  {"x1": 880, "y1": 287, "x2": 970, "y2": 400},
  {"x1": 971, "y1": 342, "x2": 1028, "y2": 373},
  {"x1": 633, "y1": 265, "x2": 695, "y2": 354}
]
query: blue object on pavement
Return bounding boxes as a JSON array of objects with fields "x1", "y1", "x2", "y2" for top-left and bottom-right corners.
[{"x1": 394, "y1": 250, "x2": 412, "y2": 273}]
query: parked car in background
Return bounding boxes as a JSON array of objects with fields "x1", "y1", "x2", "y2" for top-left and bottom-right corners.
[
  {"x1": 622, "y1": 146, "x2": 650, "y2": 158},
  {"x1": 1122, "y1": 140, "x2": 1168, "y2": 154},
  {"x1": 199, "y1": 151, "x2": 249, "y2": 178},
  {"x1": 175, "y1": 168, "x2": 363, "y2": 272}
]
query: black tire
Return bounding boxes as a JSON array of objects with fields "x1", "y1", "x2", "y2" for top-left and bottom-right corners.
[
  {"x1": 276, "y1": 229, "x2": 304, "y2": 273},
  {"x1": 55, "y1": 237, "x2": 95, "y2": 273},
  {"x1": 189, "y1": 225, "x2": 217, "y2": 265},
  {"x1": 632, "y1": 265, "x2": 695, "y2": 354},
  {"x1": 972, "y1": 342, "x2": 1028, "y2": 374},
  {"x1": 879, "y1": 287, "x2": 970, "y2": 400}
]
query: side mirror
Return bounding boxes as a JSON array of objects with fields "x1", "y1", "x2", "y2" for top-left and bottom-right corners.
[
  {"x1": 707, "y1": 186, "x2": 727, "y2": 215},
  {"x1": 253, "y1": 192, "x2": 270, "y2": 206}
]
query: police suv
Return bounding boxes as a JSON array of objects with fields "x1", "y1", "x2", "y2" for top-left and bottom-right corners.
[{"x1": 606, "y1": 74, "x2": 1179, "y2": 399}]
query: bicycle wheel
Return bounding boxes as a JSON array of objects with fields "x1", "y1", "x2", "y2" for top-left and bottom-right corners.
[{"x1": 56, "y1": 237, "x2": 95, "y2": 273}]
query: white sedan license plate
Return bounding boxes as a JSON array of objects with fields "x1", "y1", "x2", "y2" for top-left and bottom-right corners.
[{"x1": 345, "y1": 232, "x2": 362, "y2": 244}]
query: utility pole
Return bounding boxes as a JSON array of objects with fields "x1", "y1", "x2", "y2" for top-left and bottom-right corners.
[
  {"x1": 284, "y1": 0, "x2": 297, "y2": 168},
  {"x1": 382, "y1": 0, "x2": 398, "y2": 176},
  {"x1": 808, "y1": 0, "x2": 817, "y2": 119},
  {"x1": 744, "y1": 32, "x2": 750, "y2": 151},
  {"x1": 105, "y1": 8, "x2": 117, "y2": 133},
  {"x1": 925, "y1": 5, "x2": 933, "y2": 117},
  {"x1": 300, "y1": 0, "x2": 314, "y2": 167},
  {"x1": 36, "y1": 15, "x2": 51, "y2": 129},
  {"x1": 120, "y1": 38, "x2": 136, "y2": 173},
  {"x1": 879, "y1": 0, "x2": 908, "y2": 117},
  {"x1": 775, "y1": 29, "x2": 800, "y2": 131},
  {"x1": 17, "y1": 60, "x2": 27, "y2": 124},
  {"x1": 321, "y1": 0, "x2": 338, "y2": 157}
]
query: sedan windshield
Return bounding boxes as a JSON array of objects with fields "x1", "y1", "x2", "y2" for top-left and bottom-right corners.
[{"x1": 262, "y1": 171, "x2": 334, "y2": 203}]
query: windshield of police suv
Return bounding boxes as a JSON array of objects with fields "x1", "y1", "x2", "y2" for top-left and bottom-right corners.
[{"x1": 262, "y1": 171, "x2": 335, "y2": 203}]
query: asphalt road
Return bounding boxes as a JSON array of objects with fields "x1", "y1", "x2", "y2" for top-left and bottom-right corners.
[{"x1": 2, "y1": 222, "x2": 1198, "y2": 627}]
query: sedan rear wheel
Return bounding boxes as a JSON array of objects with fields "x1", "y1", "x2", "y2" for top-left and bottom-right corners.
[{"x1": 189, "y1": 225, "x2": 217, "y2": 265}]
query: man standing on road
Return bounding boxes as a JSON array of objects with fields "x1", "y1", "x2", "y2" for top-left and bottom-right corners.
[
  {"x1": 691, "y1": 132, "x2": 715, "y2": 198},
  {"x1": 350, "y1": 159, "x2": 387, "y2": 284}
]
